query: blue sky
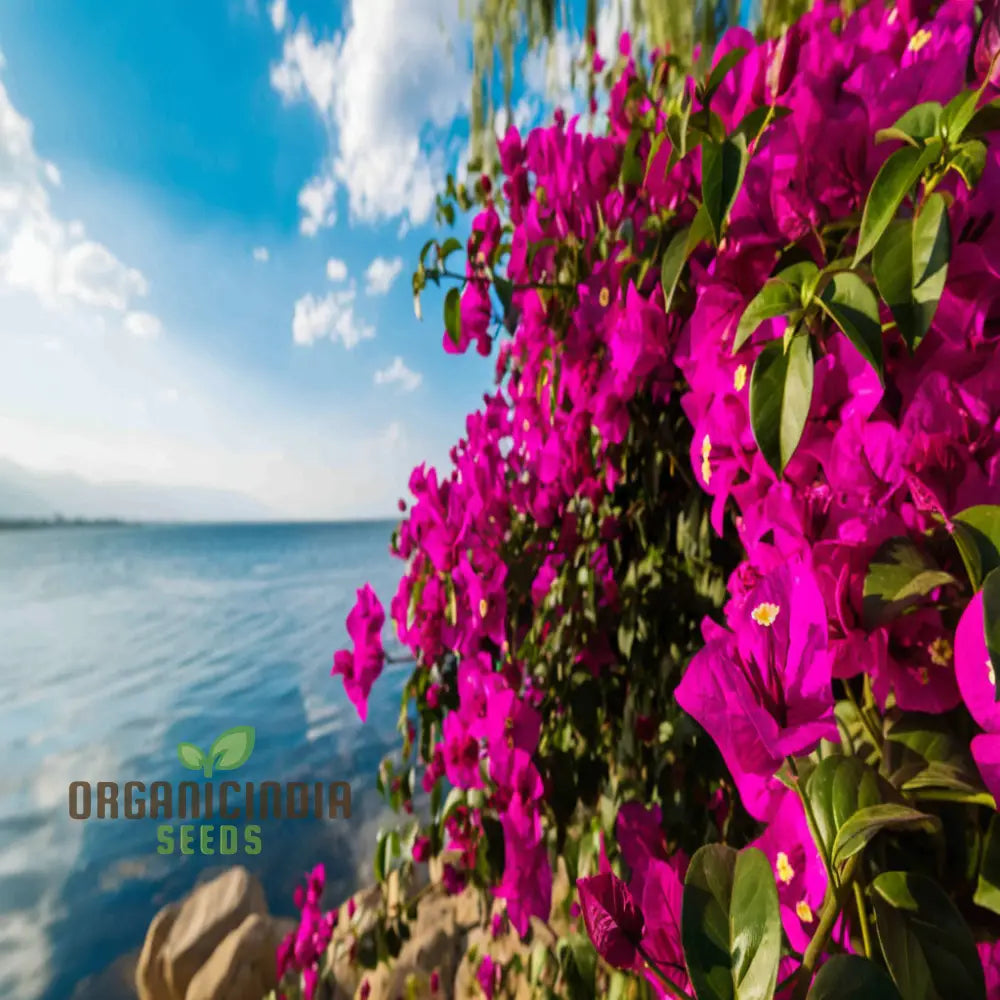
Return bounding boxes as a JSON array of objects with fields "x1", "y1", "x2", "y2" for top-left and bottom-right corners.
[{"x1": 0, "y1": 0, "x2": 628, "y2": 520}]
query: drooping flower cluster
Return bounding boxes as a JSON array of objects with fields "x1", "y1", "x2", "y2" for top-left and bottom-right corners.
[
  {"x1": 278, "y1": 0, "x2": 1000, "y2": 996},
  {"x1": 276, "y1": 865, "x2": 335, "y2": 1000}
]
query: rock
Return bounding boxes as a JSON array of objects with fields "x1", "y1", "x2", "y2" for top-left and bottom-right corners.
[
  {"x1": 136, "y1": 902, "x2": 180, "y2": 1000},
  {"x1": 185, "y1": 913, "x2": 279, "y2": 1000},
  {"x1": 158, "y1": 867, "x2": 267, "y2": 1000},
  {"x1": 360, "y1": 886, "x2": 467, "y2": 998}
]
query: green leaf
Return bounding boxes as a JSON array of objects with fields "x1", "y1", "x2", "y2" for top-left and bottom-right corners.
[
  {"x1": 438, "y1": 236, "x2": 463, "y2": 264},
  {"x1": 952, "y1": 505, "x2": 1000, "y2": 589},
  {"x1": 177, "y1": 742, "x2": 206, "y2": 771},
  {"x1": 877, "y1": 102, "x2": 943, "y2": 144},
  {"x1": 749, "y1": 334, "x2": 813, "y2": 477},
  {"x1": 861, "y1": 536, "x2": 955, "y2": 628},
  {"x1": 561, "y1": 933, "x2": 598, "y2": 995},
  {"x1": 854, "y1": 140, "x2": 942, "y2": 265},
  {"x1": 807, "y1": 955, "x2": 902, "y2": 999},
  {"x1": 732, "y1": 276, "x2": 801, "y2": 354},
  {"x1": 661, "y1": 206, "x2": 713, "y2": 313},
  {"x1": 732, "y1": 104, "x2": 792, "y2": 145},
  {"x1": 884, "y1": 713, "x2": 983, "y2": 795},
  {"x1": 831, "y1": 803, "x2": 940, "y2": 868},
  {"x1": 689, "y1": 108, "x2": 727, "y2": 144},
  {"x1": 417, "y1": 238, "x2": 437, "y2": 267},
  {"x1": 770, "y1": 259, "x2": 821, "y2": 304},
  {"x1": 444, "y1": 286, "x2": 461, "y2": 347},
  {"x1": 948, "y1": 139, "x2": 988, "y2": 189},
  {"x1": 701, "y1": 132, "x2": 749, "y2": 243},
  {"x1": 976, "y1": 813, "x2": 1000, "y2": 916},
  {"x1": 872, "y1": 192, "x2": 950, "y2": 351},
  {"x1": 817, "y1": 271, "x2": 884, "y2": 380},
  {"x1": 374, "y1": 829, "x2": 388, "y2": 883},
  {"x1": 681, "y1": 845, "x2": 782, "y2": 1000},
  {"x1": 806, "y1": 756, "x2": 902, "y2": 862},
  {"x1": 440, "y1": 786, "x2": 465, "y2": 825},
  {"x1": 209, "y1": 725, "x2": 255, "y2": 771},
  {"x1": 911, "y1": 189, "x2": 951, "y2": 301},
  {"x1": 984, "y1": 567, "x2": 1000, "y2": 702},
  {"x1": 871, "y1": 871, "x2": 986, "y2": 1000},
  {"x1": 703, "y1": 47, "x2": 748, "y2": 102},
  {"x1": 941, "y1": 89, "x2": 982, "y2": 144}
]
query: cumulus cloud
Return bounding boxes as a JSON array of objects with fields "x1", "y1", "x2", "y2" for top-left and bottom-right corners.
[
  {"x1": 268, "y1": 0, "x2": 287, "y2": 32},
  {"x1": 373, "y1": 355, "x2": 421, "y2": 392},
  {"x1": 0, "y1": 69, "x2": 159, "y2": 328},
  {"x1": 326, "y1": 257, "x2": 347, "y2": 281},
  {"x1": 269, "y1": 1, "x2": 470, "y2": 228},
  {"x1": 364, "y1": 255, "x2": 402, "y2": 296},
  {"x1": 297, "y1": 173, "x2": 336, "y2": 236},
  {"x1": 291, "y1": 286, "x2": 373, "y2": 348},
  {"x1": 252, "y1": 245, "x2": 270, "y2": 261},
  {"x1": 123, "y1": 311, "x2": 163, "y2": 340}
]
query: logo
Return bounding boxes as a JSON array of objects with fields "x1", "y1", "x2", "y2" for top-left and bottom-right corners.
[
  {"x1": 68, "y1": 724, "x2": 352, "y2": 857},
  {"x1": 177, "y1": 725, "x2": 256, "y2": 778}
]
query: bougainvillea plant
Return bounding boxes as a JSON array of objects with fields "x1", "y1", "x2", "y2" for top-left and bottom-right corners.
[{"x1": 275, "y1": 0, "x2": 1000, "y2": 996}]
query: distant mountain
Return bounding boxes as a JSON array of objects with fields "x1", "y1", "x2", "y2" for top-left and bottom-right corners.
[{"x1": 0, "y1": 458, "x2": 278, "y2": 522}]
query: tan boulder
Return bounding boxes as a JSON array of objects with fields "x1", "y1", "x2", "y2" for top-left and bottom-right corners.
[
  {"x1": 185, "y1": 912, "x2": 279, "y2": 1000},
  {"x1": 136, "y1": 902, "x2": 181, "y2": 1000},
  {"x1": 159, "y1": 867, "x2": 267, "y2": 1000}
]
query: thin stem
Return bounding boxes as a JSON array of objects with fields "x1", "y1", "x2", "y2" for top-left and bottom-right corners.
[
  {"x1": 853, "y1": 880, "x2": 873, "y2": 960},
  {"x1": 437, "y1": 266, "x2": 576, "y2": 293},
  {"x1": 787, "y1": 756, "x2": 833, "y2": 886},
  {"x1": 841, "y1": 680, "x2": 883, "y2": 761},
  {"x1": 637, "y1": 943, "x2": 694, "y2": 1000},
  {"x1": 791, "y1": 853, "x2": 862, "y2": 1000}
]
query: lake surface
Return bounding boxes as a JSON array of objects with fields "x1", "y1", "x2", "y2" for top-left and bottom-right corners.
[{"x1": 0, "y1": 521, "x2": 409, "y2": 1000}]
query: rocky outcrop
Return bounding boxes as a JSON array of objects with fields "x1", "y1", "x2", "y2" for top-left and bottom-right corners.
[
  {"x1": 136, "y1": 867, "x2": 292, "y2": 1000},
  {"x1": 318, "y1": 856, "x2": 573, "y2": 999},
  {"x1": 135, "y1": 857, "x2": 574, "y2": 1000}
]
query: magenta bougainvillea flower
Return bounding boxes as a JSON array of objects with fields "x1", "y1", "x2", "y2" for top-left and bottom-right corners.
[
  {"x1": 330, "y1": 584, "x2": 385, "y2": 722},
  {"x1": 675, "y1": 560, "x2": 837, "y2": 818}
]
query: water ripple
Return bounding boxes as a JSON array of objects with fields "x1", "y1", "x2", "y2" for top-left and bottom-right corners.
[{"x1": 0, "y1": 521, "x2": 403, "y2": 1000}]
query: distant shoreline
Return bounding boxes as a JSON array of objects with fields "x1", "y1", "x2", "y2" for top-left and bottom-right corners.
[
  {"x1": 0, "y1": 517, "x2": 133, "y2": 531},
  {"x1": 0, "y1": 516, "x2": 400, "y2": 531}
]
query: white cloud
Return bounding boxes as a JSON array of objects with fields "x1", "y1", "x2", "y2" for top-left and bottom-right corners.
[
  {"x1": 252, "y1": 245, "x2": 270, "y2": 261},
  {"x1": 297, "y1": 173, "x2": 336, "y2": 236},
  {"x1": 373, "y1": 355, "x2": 421, "y2": 392},
  {"x1": 364, "y1": 254, "x2": 402, "y2": 296},
  {"x1": 291, "y1": 286, "x2": 374, "y2": 348},
  {"x1": 123, "y1": 311, "x2": 163, "y2": 340},
  {"x1": 326, "y1": 256, "x2": 347, "y2": 281},
  {"x1": 269, "y1": 0, "x2": 288, "y2": 32},
  {"x1": 0, "y1": 70, "x2": 159, "y2": 328},
  {"x1": 521, "y1": 28, "x2": 582, "y2": 114},
  {"x1": 270, "y1": 1, "x2": 470, "y2": 228}
]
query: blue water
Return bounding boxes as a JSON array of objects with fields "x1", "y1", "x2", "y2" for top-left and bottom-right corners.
[{"x1": 0, "y1": 521, "x2": 409, "y2": 1000}]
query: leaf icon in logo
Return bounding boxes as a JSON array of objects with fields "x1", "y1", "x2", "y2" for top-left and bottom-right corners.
[
  {"x1": 208, "y1": 725, "x2": 256, "y2": 774},
  {"x1": 177, "y1": 742, "x2": 207, "y2": 771}
]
